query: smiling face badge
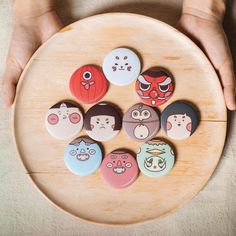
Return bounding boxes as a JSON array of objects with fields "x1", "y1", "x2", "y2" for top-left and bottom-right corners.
[
  {"x1": 137, "y1": 139, "x2": 175, "y2": 178},
  {"x1": 100, "y1": 151, "x2": 139, "y2": 189},
  {"x1": 45, "y1": 101, "x2": 83, "y2": 140},
  {"x1": 161, "y1": 101, "x2": 199, "y2": 140},
  {"x1": 135, "y1": 68, "x2": 174, "y2": 107},
  {"x1": 84, "y1": 103, "x2": 122, "y2": 142},
  {"x1": 64, "y1": 137, "x2": 102, "y2": 176},
  {"x1": 102, "y1": 48, "x2": 141, "y2": 86}
]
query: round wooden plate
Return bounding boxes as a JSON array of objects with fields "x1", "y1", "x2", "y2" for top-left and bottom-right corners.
[{"x1": 13, "y1": 13, "x2": 227, "y2": 225}]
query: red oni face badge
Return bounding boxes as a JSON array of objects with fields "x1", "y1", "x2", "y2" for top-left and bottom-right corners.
[
  {"x1": 69, "y1": 65, "x2": 108, "y2": 104},
  {"x1": 135, "y1": 68, "x2": 174, "y2": 107},
  {"x1": 100, "y1": 151, "x2": 139, "y2": 189}
]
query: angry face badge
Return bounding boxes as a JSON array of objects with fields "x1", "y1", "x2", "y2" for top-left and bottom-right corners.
[
  {"x1": 137, "y1": 139, "x2": 175, "y2": 178},
  {"x1": 135, "y1": 68, "x2": 174, "y2": 107},
  {"x1": 100, "y1": 151, "x2": 139, "y2": 188}
]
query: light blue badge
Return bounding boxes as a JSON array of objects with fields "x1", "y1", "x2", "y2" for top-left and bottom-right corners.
[
  {"x1": 137, "y1": 139, "x2": 175, "y2": 177},
  {"x1": 64, "y1": 137, "x2": 102, "y2": 176}
]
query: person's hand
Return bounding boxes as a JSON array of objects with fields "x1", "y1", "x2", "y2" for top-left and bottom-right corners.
[
  {"x1": 177, "y1": 13, "x2": 236, "y2": 110},
  {"x1": 2, "y1": 10, "x2": 62, "y2": 108}
]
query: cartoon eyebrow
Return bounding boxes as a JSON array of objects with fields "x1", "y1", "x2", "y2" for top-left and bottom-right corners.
[
  {"x1": 174, "y1": 115, "x2": 177, "y2": 118},
  {"x1": 138, "y1": 75, "x2": 151, "y2": 85},
  {"x1": 159, "y1": 77, "x2": 171, "y2": 86}
]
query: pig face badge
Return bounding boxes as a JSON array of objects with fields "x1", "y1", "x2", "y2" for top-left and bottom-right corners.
[
  {"x1": 100, "y1": 151, "x2": 139, "y2": 189},
  {"x1": 102, "y1": 48, "x2": 141, "y2": 86},
  {"x1": 45, "y1": 101, "x2": 83, "y2": 140},
  {"x1": 123, "y1": 103, "x2": 160, "y2": 142},
  {"x1": 137, "y1": 139, "x2": 175, "y2": 178},
  {"x1": 64, "y1": 137, "x2": 102, "y2": 176},
  {"x1": 135, "y1": 68, "x2": 174, "y2": 107},
  {"x1": 161, "y1": 101, "x2": 199, "y2": 140}
]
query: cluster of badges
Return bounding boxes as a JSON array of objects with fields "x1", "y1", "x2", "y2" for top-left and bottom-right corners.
[{"x1": 44, "y1": 47, "x2": 200, "y2": 189}]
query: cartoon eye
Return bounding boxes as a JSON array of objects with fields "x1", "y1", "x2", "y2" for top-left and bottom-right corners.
[
  {"x1": 141, "y1": 110, "x2": 151, "y2": 118},
  {"x1": 114, "y1": 63, "x2": 118, "y2": 66},
  {"x1": 131, "y1": 110, "x2": 140, "y2": 119},
  {"x1": 89, "y1": 149, "x2": 96, "y2": 155},
  {"x1": 140, "y1": 83, "x2": 150, "y2": 91},
  {"x1": 125, "y1": 63, "x2": 128, "y2": 66},
  {"x1": 159, "y1": 84, "x2": 169, "y2": 92},
  {"x1": 106, "y1": 162, "x2": 113, "y2": 168},
  {"x1": 115, "y1": 56, "x2": 119, "y2": 60},
  {"x1": 125, "y1": 162, "x2": 132, "y2": 168},
  {"x1": 69, "y1": 150, "x2": 77, "y2": 156},
  {"x1": 83, "y1": 71, "x2": 92, "y2": 80},
  {"x1": 124, "y1": 56, "x2": 128, "y2": 60}
]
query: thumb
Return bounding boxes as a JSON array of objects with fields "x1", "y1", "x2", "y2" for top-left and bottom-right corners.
[{"x1": 2, "y1": 57, "x2": 22, "y2": 108}]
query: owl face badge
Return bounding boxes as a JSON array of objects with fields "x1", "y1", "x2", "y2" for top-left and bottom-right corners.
[
  {"x1": 135, "y1": 68, "x2": 174, "y2": 107},
  {"x1": 100, "y1": 151, "x2": 139, "y2": 188},
  {"x1": 161, "y1": 101, "x2": 199, "y2": 140},
  {"x1": 69, "y1": 65, "x2": 108, "y2": 104},
  {"x1": 45, "y1": 101, "x2": 83, "y2": 140},
  {"x1": 137, "y1": 139, "x2": 175, "y2": 178},
  {"x1": 102, "y1": 48, "x2": 141, "y2": 86},
  {"x1": 64, "y1": 137, "x2": 102, "y2": 176},
  {"x1": 123, "y1": 103, "x2": 160, "y2": 142},
  {"x1": 84, "y1": 103, "x2": 122, "y2": 142}
]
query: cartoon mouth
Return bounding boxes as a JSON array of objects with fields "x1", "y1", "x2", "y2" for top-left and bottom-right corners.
[
  {"x1": 119, "y1": 68, "x2": 125, "y2": 71},
  {"x1": 100, "y1": 126, "x2": 105, "y2": 129},
  {"x1": 178, "y1": 123, "x2": 181, "y2": 126},
  {"x1": 113, "y1": 167, "x2": 125, "y2": 174},
  {"x1": 139, "y1": 95, "x2": 167, "y2": 101},
  {"x1": 76, "y1": 154, "x2": 90, "y2": 161},
  {"x1": 146, "y1": 149, "x2": 165, "y2": 155}
]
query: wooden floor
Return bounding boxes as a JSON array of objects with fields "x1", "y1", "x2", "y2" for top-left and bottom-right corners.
[{"x1": 0, "y1": 0, "x2": 236, "y2": 235}]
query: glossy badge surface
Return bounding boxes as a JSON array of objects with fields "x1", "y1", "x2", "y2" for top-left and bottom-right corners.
[
  {"x1": 102, "y1": 48, "x2": 141, "y2": 86},
  {"x1": 137, "y1": 139, "x2": 175, "y2": 178},
  {"x1": 84, "y1": 103, "x2": 122, "y2": 142},
  {"x1": 161, "y1": 101, "x2": 199, "y2": 140},
  {"x1": 64, "y1": 137, "x2": 102, "y2": 176},
  {"x1": 69, "y1": 65, "x2": 108, "y2": 104},
  {"x1": 135, "y1": 67, "x2": 174, "y2": 107},
  {"x1": 100, "y1": 151, "x2": 139, "y2": 188},
  {"x1": 123, "y1": 103, "x2": 160, "y2": 142},
  {"x1": 45, "y1": 101, "x2": 83, "y2": 140}
]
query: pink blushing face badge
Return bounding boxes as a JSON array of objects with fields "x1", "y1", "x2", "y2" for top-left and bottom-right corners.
[
  {"x1": 45, "y1": 102, "x2": 83, "y2": 140},
  {"x1": 100, "y1": 151, "x2": 139, "y2": 189}
]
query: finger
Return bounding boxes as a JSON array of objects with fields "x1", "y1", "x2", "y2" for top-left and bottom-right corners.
[
  {"x1": 219, "y1": 60, "x2": 236, "y2": 110},
  {"x1": 2, "y1": 57, "x2": 22, "y2": 107}
]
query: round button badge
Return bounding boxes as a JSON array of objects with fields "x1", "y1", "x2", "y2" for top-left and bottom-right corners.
[
  {"x1": 137, "y1": 139, "x2": 175, "y2": 178},
  {"x1": 100, "y1": 151, "x2": 139, "y2": 188},
  {"x1": 135, "y1": 67, "x2": 174, "y2": 107},
  {"x1": 45, "y1": 101, "x2": 83, "y2": 140},
  {"x1": 64, "y1": 137, "x2": 103, "y2": 176},
  {"x1": 69, "y1": 65, "x2": 108, "y2": 104},
  {"x1": 84, "y1": 103, "x2": 122, "y2": 142},
  {"x1": 102, "y1": 48, "x2": 141, "y2": 86},
  {"x1": 123, "y1": 103, "x2": 160, "y2": 142},
  {"x1": 161, "y1": 101, "x2": 199, "y2": 140}
]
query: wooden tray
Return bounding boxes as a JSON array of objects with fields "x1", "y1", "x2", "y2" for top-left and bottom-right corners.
[{"x1": 12, "y1": 13, "x2": 227, "y2": 225}]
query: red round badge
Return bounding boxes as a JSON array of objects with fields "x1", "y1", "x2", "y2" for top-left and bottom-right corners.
[{"x1": 69, "y1": 65, "x2": 108, "y2": 104}]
